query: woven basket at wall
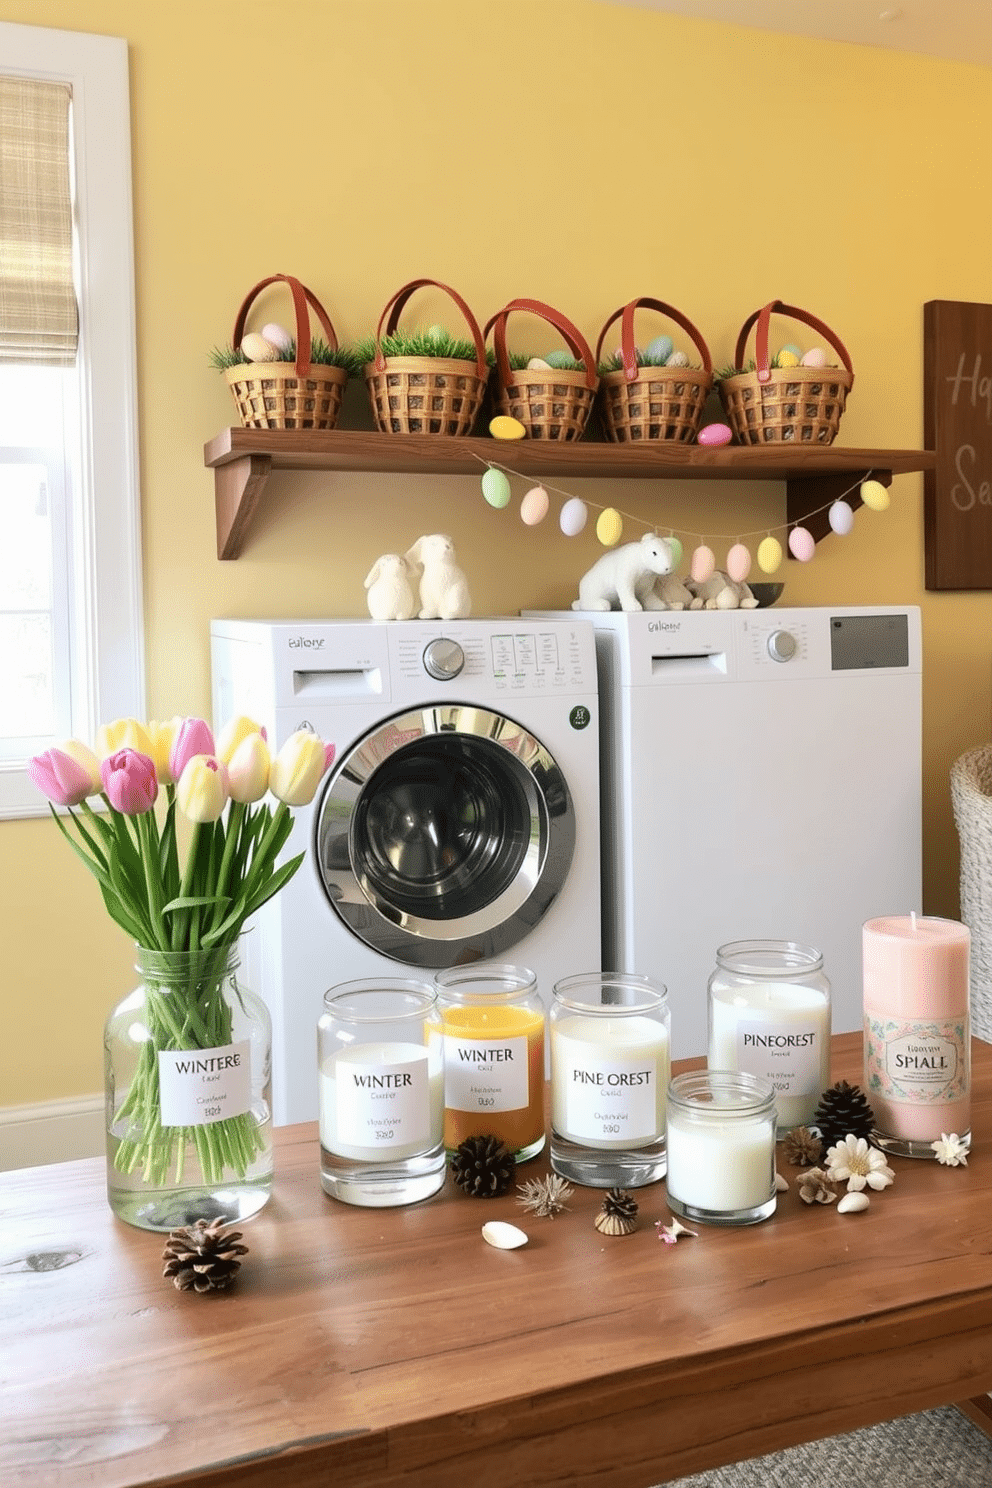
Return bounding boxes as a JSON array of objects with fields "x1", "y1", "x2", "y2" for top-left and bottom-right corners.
[
  {"x1": 951, "y1": 745, "x2": 992, "y2": 1042},
  {"x1": 596, "y1": 297, "x2": 713, "y2": 443},
  {"x1": 485, "y1": 298, "x2": 598, "y2": 441},
  {"x1": 364, "y1": 278, "x2": 488, "y2": 436},
  {"x1": 225, "y1": 274, "x2": 348, "y2": 431},
  {"x1": 718, "y1": 300, "x2": 854, "y2": 446}
]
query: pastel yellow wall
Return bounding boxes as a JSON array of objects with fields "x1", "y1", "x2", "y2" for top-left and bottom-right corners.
[{"x1": 1, "y1": 0, "x2": 990, "y2": 1107}]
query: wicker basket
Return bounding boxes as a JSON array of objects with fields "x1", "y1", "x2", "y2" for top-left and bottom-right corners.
[
  {"x1": 485, "y1": 299, "x2": 598, "y2": 441},
  {"x1": 364, "y1": 278, "x2": 488, "y2": 436},
  {"x1": 596, "y1": 297, "x2": 713, "y2": 443},
  {"x1": 225, "y1": 274, "x2": 348, "y2": 431},
  {"x1": 951, "y1": 745, "x2": 992, "y2": 1042},
  {"x1": 718, "y1": 300, "x2": 854, "y2": 446}
]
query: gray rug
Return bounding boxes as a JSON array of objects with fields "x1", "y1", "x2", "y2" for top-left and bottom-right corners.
[{"x1": 661, "y1": 1406, "x2": 992, "y2": 1487}]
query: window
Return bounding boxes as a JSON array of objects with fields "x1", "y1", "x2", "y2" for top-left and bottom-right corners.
[{"x1": 0, "y1": 22, "x2": 143, "y2": 817}]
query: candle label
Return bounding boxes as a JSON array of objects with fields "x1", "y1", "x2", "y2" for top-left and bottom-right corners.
[
  {"x1": 336, "y1": 1053, "x2": 429, "y2": 1149},
  {"x1": 560, "y1": 1056, "x2": 657, "y2": 1143},
  {"x1": 158, "y1": 1041, "x2": 251, "y2": 1127},
  {"x1": 443, "y1": 1034, "x2": 528, "y2": 1113},
  {"x1": 865, "y1": 1016, "x2": 969, "y2": 1104},
  {"x1": 735, "y1": 1019, "x2": 822, "y2": 1099}
]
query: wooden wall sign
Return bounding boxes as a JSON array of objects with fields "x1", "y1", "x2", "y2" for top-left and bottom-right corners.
[{"x1": 924, "y1": 300, "x2": 992, "y2": 590}]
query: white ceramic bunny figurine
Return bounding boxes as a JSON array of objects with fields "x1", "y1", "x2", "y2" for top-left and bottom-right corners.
[
  {"x1": 364, "y1": 553, "x2": 417, "y2": 621},
  {"x1": 404, "y1": 533, "x2": 472, "y2": 620}
]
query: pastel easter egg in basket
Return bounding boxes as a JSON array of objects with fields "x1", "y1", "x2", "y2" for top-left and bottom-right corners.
[
  {"x1": 260, "y1": 322, "x2": 292, "y2": 353},
  {"x1": 240, "y1": 331, "x2": 281, "y2": 363},
  {"x1": 645, "y1": 334, "x2": 674, "y2": 363}
]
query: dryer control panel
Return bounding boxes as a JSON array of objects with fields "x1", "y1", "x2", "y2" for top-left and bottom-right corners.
[{"x1": 391, "y1": 625, "x2": 595, "y2": 696}]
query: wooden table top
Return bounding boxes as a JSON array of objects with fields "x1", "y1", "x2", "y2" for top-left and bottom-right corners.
[{"x1": 3, "y1": 1031, "x2": 992, "y2": 1488}]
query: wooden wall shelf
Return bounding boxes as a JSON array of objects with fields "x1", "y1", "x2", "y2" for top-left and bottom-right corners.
[{"x1": 204, "y1": 427, "x2": 936, "y2": 561}]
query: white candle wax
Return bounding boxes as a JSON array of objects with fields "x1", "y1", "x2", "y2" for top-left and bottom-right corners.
[
  {"x1": 708, "y1": 981, "x2": 831, "y2": 1130},
  {"x1": 320, "y1": 1040, "x2": 443, "y2": 1161},
  {"x1": 666, "y1": 1113, "x2": 774, "y2": 1212},
  {"x1": 551, "y1": 1013, "x2": 669, "y2": 1149}
]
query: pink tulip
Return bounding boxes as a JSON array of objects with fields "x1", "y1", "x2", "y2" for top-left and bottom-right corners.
[
  {"x1": 101, "y1": 748, "x2": 158, "y2": 814},
  {"x1": 169, "y1": 718, "x2": 215, "y2": 783},
  {"x1": 176, "y1": 754, "x2": 229, "y2": 823},
  {"x1": 56, "y1": 738, "x2": 103, "y2": 796},
  {"x1": 28, "y1": 747, "x2": 95, "y2": 808}
]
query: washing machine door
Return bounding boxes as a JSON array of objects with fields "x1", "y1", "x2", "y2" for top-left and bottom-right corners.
[{"x1": 314, "y1": 703, "x2": 575, "y2": 966}]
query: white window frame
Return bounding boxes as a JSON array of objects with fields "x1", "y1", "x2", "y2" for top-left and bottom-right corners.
[{"x1": 0, "y1": 22, "x2": 144, "y2": 818}]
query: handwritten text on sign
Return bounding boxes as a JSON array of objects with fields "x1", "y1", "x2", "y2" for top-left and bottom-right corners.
[{"x1": 924, "y1": 302, "x2": 992, "y2": 589}]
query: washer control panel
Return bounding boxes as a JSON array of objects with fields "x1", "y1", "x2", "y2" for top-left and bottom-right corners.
[{"x1": 766, "y1": 628, "x2": 798, "y2": 663}]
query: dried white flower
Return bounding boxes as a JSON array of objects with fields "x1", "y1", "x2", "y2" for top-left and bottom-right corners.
[
  {"x1": 825, "y1": 1134, "x2": 895, "y2": 1192},
  {"x1": 516, "y1": 1173, "x2": 574, "y2": 1217},
  {"x1": 798, "y1": 1167, "x2": 837, "y2": 1205},
  {"x1": 931, "y1": 1132, "x2": 970, "y2": 1167},
  {"x1": 656, "y1": 1216, "x2": 698, "y2": 1245}
]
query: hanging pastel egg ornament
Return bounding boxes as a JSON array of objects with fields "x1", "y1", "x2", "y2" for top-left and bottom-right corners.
[
  {"x1": 596, "y1": 508, "x2": 623, "y2": 547},
  {"x1": 829, "y1": 500, "x2": 855, "y2": 536},
  {"x1": 520, "y1": 485, "x2": 550, "y2": 526},
  {"x1": 698, "y1": 423, "x2": 733, "y2": 447},
  {"x1": 260, "y1": 321, "x2": 292, "y2": 353},
  {"x1": 481, "y1": 468, "x2": 511, "y2": 509},
  {"x1": 788, "y1": 526, "x2": 816, "y2": 562},
  {"x1": 489, "y1": 414, "x2": 527, "y2": 440},
  {"x1": 690, "y1": 544, "x2": 715, "y2": 584},
  {"x1": 560, "y1": 497, "x2": 588, "y2": 537},
  {"x1": 801, "y1": 347, "x2": 828, "y2": 368},
  {"x1": 646, "y1": 334, "x2": 674, "y2": 363},
  {"x1": 861, "y1": 479, "x2": 891, "y2": 512},
  {"x1": 757, "y1": 536, "x2": 783, "y2": 574},
  {"x1": 666, "y1": 535, "x2": 683, "y2": 568},
  {"x1": 726, "y1": 543, "x2": 752, "y2": 584}
]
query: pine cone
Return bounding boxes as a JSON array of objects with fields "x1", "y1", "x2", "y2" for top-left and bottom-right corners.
[
  {"x1": 781, "y1": 1126, "x2": 824, "y2": 1167},
  {"x1": 450, "y1": 1134, "x2": 515, "y2": 1198},
  {"x1": 594, "y1": 1187, "x2": 639, "y2": 1236},
  {"x1": 162, "y1": 1218, "x2": 248, "y2": 1293},
  {"x1": 812, "y1": 1080, "x2": 876, "y2": 1150}
]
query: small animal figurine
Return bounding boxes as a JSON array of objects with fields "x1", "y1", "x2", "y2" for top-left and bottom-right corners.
[
  {"x1": 687, "y1": 571, "x2": 759, "y2": 610},
  {"x1": 572, "y1": 532, "x2": 675, "y2": 612},
  {"x1": 404, "y1": 533, "x2": 472, "y2": 620},
  {"x1": 364, "y1": 552, "x2": 416, "y2": 621},
  {"x1": 652, "y1": 572, "x2": 702, "y2": 611}
]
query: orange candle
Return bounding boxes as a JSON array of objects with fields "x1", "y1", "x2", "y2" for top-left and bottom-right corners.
[{"x1": 435, "y1": 965, "x2": 546, "y2": 1162}]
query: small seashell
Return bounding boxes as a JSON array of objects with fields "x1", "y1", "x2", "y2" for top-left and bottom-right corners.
[
  {"x1": 240, "y1": 331, "x2": 281, "y2": 363},
  {"x1": 837, "y1": 1191, "x2": 870, "y2": 1214},
  {"x1": 482, "y1": 1221, "x2": 528, "y2": 1249},
  {"x1": 775, "y1": 1171, "x2": 789, "y2": 1192},
  {"x1": 594, "y1": 1210, "x2": 637, "y2": 1237}
]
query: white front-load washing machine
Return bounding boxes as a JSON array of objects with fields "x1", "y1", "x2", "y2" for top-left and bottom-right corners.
[{"x1": 210, "y1": 617, "x2": 601, "y2": 1124}]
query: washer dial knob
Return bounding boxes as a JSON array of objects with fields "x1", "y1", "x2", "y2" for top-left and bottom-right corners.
[
  {"x1": 423, "y1": 638, "x2": 465, "y2": 681},
  {"x1": 767, "y1": 629, "x2": 798, "y2": 663}
]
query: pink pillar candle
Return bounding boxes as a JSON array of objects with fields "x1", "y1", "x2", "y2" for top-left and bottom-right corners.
[{"x1": 863, "y1": 915, "x2": 971, "y2": 1157}]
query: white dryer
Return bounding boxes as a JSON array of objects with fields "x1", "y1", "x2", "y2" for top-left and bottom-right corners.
[{"x1": 210, "y1": 618, "x2": 601, "y2": 1124}]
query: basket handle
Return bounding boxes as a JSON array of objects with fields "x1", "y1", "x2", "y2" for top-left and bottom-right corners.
[
  {"x1": 484, "y1": 298, "x2": 598, "y2": 391},
  {"x1": 595, "y1": 297, "x2": 713, "y2": 381},
  {"x1": 231, "y1": 274, "x2": 339, "y2": 379},
  {"x1": 374, "y1": 278, "x2": 488, "y2": 379},
  {"x1": 734, "y1": 300, "x2": 854, "y2": 385}
]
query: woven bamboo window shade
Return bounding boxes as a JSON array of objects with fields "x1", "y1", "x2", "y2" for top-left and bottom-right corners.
[{"x1": 0, "y1": 76, "x2": 77, "y2": 366}]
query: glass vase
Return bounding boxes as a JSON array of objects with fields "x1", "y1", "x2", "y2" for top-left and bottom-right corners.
[{"x1": 104, "y1": 944, "x2": 273, "y2": 1232}]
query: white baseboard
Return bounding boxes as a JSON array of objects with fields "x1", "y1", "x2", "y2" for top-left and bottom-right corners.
[{"x1": 0, "y1": 1094, "x2": 104, "y2": 1171}]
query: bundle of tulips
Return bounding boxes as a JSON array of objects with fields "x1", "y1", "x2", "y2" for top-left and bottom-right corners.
[{"x1": 29, "y1": 715, "x2": 334, "y2": 1188}]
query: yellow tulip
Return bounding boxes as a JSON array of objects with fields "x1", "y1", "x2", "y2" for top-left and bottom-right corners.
[
  {"x1": 145, "y1": 717, "x2": 184, "y2": 783},
  {"x1": 269, "y1": 730, "x2": 328, "y2": 807},
  {"x1": 95, "y1": 716, "x2": 153, "y2": 761},
  {"x1": 227, "y1": 732, "x2": 271, "y2": 804},
  {"x1": 215, "y1": 714, "x2": 266, "y2": 765},
  {"x1": 176, "y1": 755, "x2": 229, "y2": 824}
]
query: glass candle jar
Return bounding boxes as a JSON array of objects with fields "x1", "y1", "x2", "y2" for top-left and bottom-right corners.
[
  {"x1": 863, "y1": 915, "x2": 971, "y2": 1159},
  {"x1": 550, "y1": 972, "x2": 670, "y2": 1188},
  {"x1": 435, "y1": 963, "x2": 545, "y2": 1162},
  {"x1": 666, "y1": 1070, "x2": 777, "y2": 1226},
  {"x1": 318, "y1": 978, "x2": 445, "y2": 1207},
  {"x1": 707, "y1": 939, "x2": 831, "y2": 1134}
]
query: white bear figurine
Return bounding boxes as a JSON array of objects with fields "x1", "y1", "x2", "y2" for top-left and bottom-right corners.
[
  {"x1": 688, "y1": 570, "x2": 759, "y2": 610},
  {"x1": 572, "y1": 533, "x2": 675, "y2": 613},
  {"x1": 651, "y1": 572, "x2": 702, "y2": 611},
  {"x1": 364, "y1": 553, "x2": 416, "y2": 621},
  {"x1": 404, "y1": 533, "x2": 472, "y2": 620}
]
